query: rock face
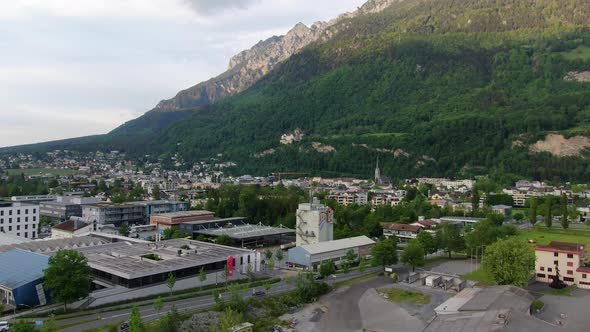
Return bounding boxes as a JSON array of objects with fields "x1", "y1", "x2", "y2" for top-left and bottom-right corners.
[
  {"x1": 530, "y1": 134, "x2": 590, "y2": 157},
  {"x1": 153, "y1": 0, "x2": 398, "y2": 112}
]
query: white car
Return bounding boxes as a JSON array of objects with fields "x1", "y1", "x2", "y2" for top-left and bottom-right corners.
[{"x1": 0, "y1": 321, "x2": 10, "y2": 332}]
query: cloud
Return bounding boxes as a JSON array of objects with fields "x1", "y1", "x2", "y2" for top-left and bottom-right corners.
[{"x1": 185, "y1": 0, "x2": 260, "y2": 15}]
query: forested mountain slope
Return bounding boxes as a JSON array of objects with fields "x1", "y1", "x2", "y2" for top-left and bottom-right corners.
[{"x1": 5, "y1": 0, "x2": 590, "y2": 182}]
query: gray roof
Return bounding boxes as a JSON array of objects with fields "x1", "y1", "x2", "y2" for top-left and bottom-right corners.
[
  {"x1": 296, "y1": 236, "x2": 375, "y2": 255},
  {"x1": 0, "y1": 236, "x2": 110, "y2": 255},
  {"x1": 183, "y1": 217, "x2": 246, "y2": 226},
  {"x1": 0, "y1": 249, "x2": 49, "y2": 289},
  {"x1": 194, "y1": 223, "x2": 294, "y2": 240},
  {"x1": 425, "y1": 309, "x2": 555, "y2": 332},
  {"x1": 459, "y1": 286, "x2": 534, "y2": 313},
  {"x1": 0, "y1": 233, "x2": 31, "y2": 246}
]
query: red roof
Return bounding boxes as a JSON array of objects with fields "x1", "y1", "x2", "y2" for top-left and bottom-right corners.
[
  {"x1": 416, "y1": 220, "x2": 436, "y2": 228},
  {"x1": 534, "y1": 241, "x2": 586, "y2": 255}
]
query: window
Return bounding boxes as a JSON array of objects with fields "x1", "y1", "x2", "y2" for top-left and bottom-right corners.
[
  {"x1": 32, "y1": 231, "x2": 36, "y2": 238},
  {"x1": 568, "y1": 254, "x2": 574, "y2": 259},
  {"x1": 540, "y1": 267, "x2": 545, "y2": 271},
  {"x1": 0, "y1": 227, "x2": 3, "y2": 232},
  {"x1": 537, "y1": 273, "x2": 546, "y2": 278},
  {"x1": 17, "y1": 210, "x2": 20, "y2": 215},
  {"x1": 25, "y1": 217, "x2": 28, "y2": 222},
  {"x1": 567, "y1": 262, "x2": 574, "y2": 267},
  {"x1": 8, "y1": 226, "x2": 12, "y2": 231},
  {"x1": 583, "y1": 274, "x2": 587, "y2": 279},
  {"x1": 8, "y1": 218, "x2": 11, "y2": 223},
  {"x1": 17, "y1": 232, "x2": 20, "y2": 236},
  {"x1": 32, "y1": 224, "x2": 36, "y2": 229},
  {"x1": 564, "y1": 277, "x2": 574, "y2": 282},
  {"x1": 0, "y1": 211, "x2": 3, "y2": 216},
  {"x1": 554, "y1": 260, "x2": 559, "y2": 265},
  {"x1": 17, "y1": 218, "x2": 20, "y2": 223},
  {"x1": 33, "y1": 209, "x2": 36, "y2": 213},
  {"x1": 548, "y1": 268, "x2": 553, "y2": 272},
  {"x1": 16, "y1": 225, "x2": 20, "y2": 231},
  {"x1": 9, "y1": 210, "x2": 12, "y2": 215},
  {"x1": 33, "y1": 216, "x2": 36, "y2": 222},
  {"x1": 554, "y1": 252, "x2": 559, "y2": 257},
  {"x1": 24, "y1": 224, "x2": 28, "y2": 230},
  {"x1": 24, "y1": 232, "x2": 28, "y2": 238},
  {"x1": 567, "y1": 270, "x2": 574, "y2": 275},
  {"x1": 25, "y1": 209, "x2": 28, "y2": 214}
]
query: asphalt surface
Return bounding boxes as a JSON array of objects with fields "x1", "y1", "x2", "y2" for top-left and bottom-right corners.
[{"x1": 49, "y1": 268, "x2": 379, "y2": 332}]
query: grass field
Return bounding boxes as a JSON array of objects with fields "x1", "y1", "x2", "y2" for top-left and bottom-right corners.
[
  {"x1": 378, "y1": 288, "x2": 431, "y2": 305},
  {"x1": 515, "y1": 226, "x2": 590, "y2": 253},
  {"x1": 560, "y1": 46, "x2": 590, "y2": 61},
  {"x1": 6, "y1": 168, "x2": 79, "y2": 176}
]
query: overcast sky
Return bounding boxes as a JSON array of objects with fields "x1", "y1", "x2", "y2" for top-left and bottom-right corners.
[{"x1": 0, "y1": 0, "x2": 365, "y2": 147}]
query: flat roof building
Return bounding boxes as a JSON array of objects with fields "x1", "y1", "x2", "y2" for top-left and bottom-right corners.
[
  {"x1": 150, "y1": 210, "x2": 215, "y2": 229},
  {"x1": 534, "y1": 241, "x2": 590, "y2": 289},
  {"x1": 288, "y1": 236, "x2": 375, "y2": 270},
  {"x1": 0, "y1": 249, "x2": 50, "y2": 308}
]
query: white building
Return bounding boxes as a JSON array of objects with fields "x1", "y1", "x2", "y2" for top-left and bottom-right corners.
[
  {"x1": 0, "y1": 202, "x2": 39, "y2": 239},
  {"x1": 288, "y1": 236, "x2": 375, "y2": 269},
  {"x1": 296, "y1": 198, "x2": 334, "y2": 246}
]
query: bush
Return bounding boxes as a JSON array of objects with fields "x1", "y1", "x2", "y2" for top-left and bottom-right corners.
[{"x1": 531, "y1": 300, "x2": 545, "y2": 312}]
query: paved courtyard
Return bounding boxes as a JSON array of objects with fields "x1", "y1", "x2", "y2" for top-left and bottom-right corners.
[
  {"x1": 528, "y1": 283, "x2": 590, "y2": 331},
  {"x1": 423, "y1": 258, "x2": 477, "y2": 276}
]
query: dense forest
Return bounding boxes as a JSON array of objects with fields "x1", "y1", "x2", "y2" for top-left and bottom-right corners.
[{"x1": 3, "y1": 0, "x2": 590, "y2": 181}]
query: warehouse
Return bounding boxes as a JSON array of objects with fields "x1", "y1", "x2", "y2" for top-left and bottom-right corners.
[
  {"x1": 74, "y1": 238, "x2": 259, "y2": 288},
  {"x1": 287, "y1": 236, "x2": 375, "y2": 270},
  {"x1": 0, "y1": 249, "x2": 50, "y2": 308},
  {"x1": 180, "y1": 218, "x2": 295, "y2": 248}
]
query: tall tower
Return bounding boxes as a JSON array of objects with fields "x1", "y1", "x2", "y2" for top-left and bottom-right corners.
[
  {"x1": 374, "y1": 157, "x2": 381, "y2": 185},
  {"x1": 295, "y1": 198, "x2": 334, "y2": 246}
]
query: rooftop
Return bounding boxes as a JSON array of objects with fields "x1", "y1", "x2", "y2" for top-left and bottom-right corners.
[
  {"x1": 152, "y1": 210, "x2": 214, "y2": 219},
  {"x1": 0, "y1": 235, "x2": 110, "y2": 255},
  {"x1": 384, "y1": 223, "x2": 423, "y2": 232},
  {"x1": 194, "y1": 223, "x2": 295, "y2": 240},
  {"x1": 0, "y1": 233, "x2": 32, "y2": 246},
  {"x1": 295, "y1": 236, "x2": 375, "y2": 255},
  {"x1": 74, "y1": 239, "x2": 252, "y2": 279},
  {"x1": 535, "y1": 241, "x2": 585, "y2": 254},
  {"x1": 0, "y1": 249, "x2": 49, "y2": 289}
]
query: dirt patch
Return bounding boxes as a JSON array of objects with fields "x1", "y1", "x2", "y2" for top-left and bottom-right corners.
[
  {"x1": 311, "y1": 142, "x2": 336, "y2": 153},
  {"x1": 564, "y1": 71, "x2": 590, "y2": 83},
  {"x1": 530, "y1": 134, "x2": 590, "y2": 157},
  {"x1": 254, "y1": 148, "x2": 275, "y2": 158}
]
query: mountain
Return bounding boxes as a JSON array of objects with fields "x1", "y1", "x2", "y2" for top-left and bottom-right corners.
[{"x1": 4, "y1": 0, "x2": 590, "y2": 182}]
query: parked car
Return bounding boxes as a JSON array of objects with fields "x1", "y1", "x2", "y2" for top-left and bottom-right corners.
[
  {"x1": 252, "y1": 289, "x2": 266, "y2": 297},
  {"x1": 0, "y1": 321, "x2": 10, "y2": 332},
  {"x1": 314, "y1": 274, "x2": 324, "y2": 280}
]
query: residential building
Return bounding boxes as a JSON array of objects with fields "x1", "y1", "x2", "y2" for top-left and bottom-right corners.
[
  {"x1": 295, "y1": 198, "x2": 334, "y2": 246},
  {"x1": 534, "y1": 241, "x2": 590, "y2": 289},
  {"x1": 288, "y1": 236, "x2": 375, "y2": 270},
  {"x1": 492, "y1": 204, "x2": 513, "y2": 220},
  {"x1": 383, "y1": 223, "x2": 423, "y2": 244},
  {"x1": 326, "y1": 191, "x2": 368, "y2": 206},
  {"x1": 0, "y1": 202, "x2": 39, "y2": 239},
  {"x1": 81, "y1": 203, "x2": 144, "y2": 226},
  {"x1": 51, "y1": 218, "x2": 96, "y2": 239},
  {"x1": 129, "y1": 200, "x2": 188, "y2": 223}
]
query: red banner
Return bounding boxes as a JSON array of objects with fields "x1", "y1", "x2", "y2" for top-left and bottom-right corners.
[{"x1": 228, "y1": 256, "x2": 234, "y2": 277}]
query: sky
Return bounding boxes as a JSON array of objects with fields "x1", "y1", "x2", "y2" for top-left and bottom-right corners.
[{"x1": 0, "y1": 0, "x2": 366, "y2": 147}]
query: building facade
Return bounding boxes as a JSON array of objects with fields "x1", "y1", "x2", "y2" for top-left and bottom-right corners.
[
  {"x1": 288, "y1": 236, "x2": 375, "y2": 269},
  {"x1": 82, "y1": 203, "x2": 145, "y2": 226},
  {"x1": 0, "y1": 202, "x2": 39, "y2": 239},
  {"x1": 39, "y1": 196, "x2": 104, "y2": 222},
  {"x1": 295, "y1": 198, "x2": 334, "y2": 246},
  {"x1": 534, "y1": 241, "x2": 590, "y2": 289}
]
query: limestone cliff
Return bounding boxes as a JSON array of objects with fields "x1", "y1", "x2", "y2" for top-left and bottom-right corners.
[{"x1": 153, "y1": 0, "x2": 398, "y2": 112}]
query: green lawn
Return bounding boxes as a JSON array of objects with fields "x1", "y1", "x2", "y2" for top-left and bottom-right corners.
[
  {"x1": 515, "y1": 226, "x2": 590, "y2": 250},
  {"x1": 559, "y1": 46, "x2": 590, "y2": 61},
  {"x1": 6, "y1": 168, "x2": 80, "y2": 176},
  {"x1": 462, "y1": 268, "x2": 495, "y2": 286},
  {"x1": 378, "y1": 288, "x2": 431, "y2": 305}
]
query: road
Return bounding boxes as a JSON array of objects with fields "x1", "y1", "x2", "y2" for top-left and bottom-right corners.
[{"x1": 52, "y1": 268, "x2": 379, "y2": 332}]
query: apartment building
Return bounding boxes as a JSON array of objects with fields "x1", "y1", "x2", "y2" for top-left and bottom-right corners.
[
  {"x1": 0, "y1": 202, "x2": 39, "y2": 239},
  {"x1": 326, "y1": 191, "x2": 368, "y2": 206},
  {"x1": 383, "y1": 223, "x2": 423, "y2": 244},
  {"x1": 534, "y1": 241, "x2": 590, "y2": 290}
]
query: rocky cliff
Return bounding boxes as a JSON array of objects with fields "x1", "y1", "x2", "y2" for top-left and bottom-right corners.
[{"x1": 153, "y1": 0, "x2": 398, "y2": 112}]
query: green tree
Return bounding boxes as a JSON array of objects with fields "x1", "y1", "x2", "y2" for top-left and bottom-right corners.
[
  {"x1": 471, "y1": 185, "x2": 480, "y2": 215},
  {"x1": 226, "y1": 283, "x2": 246, "y2": 312},
  {"x1": 275, "y1": 249, "x2": 285, "y2": 268},
  {"x1": 263, "y1": 281, "x2": 272, "y2": 293},
  {"x1": 119, "y1": 223, "x2": 130, "y2": 237},
  {"x1": 162, "y1": 228, "x2": 181, "y2": 240},
  {"x1": 545, "y1": 203, "x2": 553, "y2": 228},
  {"x1": 416, "y1": 231, "x2": 437, "y2": 255},
  {"x1": 465, "y1": 220, "x2": 500, "y2": 254},
  {"x1": 513, "y1": 212, "x2": 524, "y2": 222},
  {"x1": 341, "y1": 260, "x2": 350, "y2": 274},
  {"x1": 482, "y1": 237, "x2": 535, "y2": 287},
  {"x1": 43, "y1": 249, "x2": 92, "y2": 310},
  {"x1": 215, "y1": 235, "x2": 233, "y2": 246},
  {"x1": 222, "y1": 265, "x2": 230, "y2": 289},
  {"x1": 561, "y1": 194, "x2": 569, "y2": 229},
  {"x1": 167, "y1": 272, "x2": 176, "y2": 295},
  {"x1": 152, "y1": 184, "x2": 161, "y2": 200},
  {"x1": 153, "y1": 296, "x2": 164, "y2": 313},
  {"x1": 436, "y1": 223, "x2": 465, "y2": 258},
  {"x1": 319, "y1": 260, "x2": 336, "y2": 277},
  {"x1": 371, "y1": 237, "x2": 398, "y2": 270},
  {"x1": 344, "y1": 249, "x2": 358, "y2": 264},
  {"x1": 39, "y1": 317, "x2": 58, "y2": 332},
  {"x1": 198, "y1": 267, "x2": 207, "y2": 291},
  {"x1": 129, "y1": 305, "x2": 143, "y2": 332},
  {"x1": 401, "y1": 240, "x2": 426, "y2": 272},
  {"x1": 245, "y1": 264, "x2": 254, "y2": 282},
  {"x1": 293, "y1": 272, "x2": 329, "y2": 303},
  {"x1": 358, "y1": 259, "x2": 366, "y2": 273},
  {"x1": 218, "y1": 307, "x2": 244, "y2": 332}
]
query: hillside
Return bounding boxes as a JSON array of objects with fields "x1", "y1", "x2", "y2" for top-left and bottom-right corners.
[{"x1": 5, "y1": 0, "x2": 590, "y2": 181}]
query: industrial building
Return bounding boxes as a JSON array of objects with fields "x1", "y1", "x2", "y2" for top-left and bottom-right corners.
[
  {"x1": 180, "y1": 217, "x2": 295, "y2": 248},
  {"x1": 81, "y1": 200, "x2": 189, "y2": 227},
  {"x1": 0, "y1": 201, "x2": 39, "y2": 239},
  {"x1": 150, "y1": 210, "x2": 215, "y2": 230},
  {"x1": 129, "y1": 200, "x2": 188, "y2": 223},
  {"x1": 287, "y1": 236, "x2": 375, "y2": 270},
  {"x1": 75, "y1": 239, "x2": 259, "y2": 288},
  {"x1": 295, "y1": 198, "x2": 334, "y2": 246},
  {"x1": 0, "y1": 249, "x2": 50, "y2": 308}
]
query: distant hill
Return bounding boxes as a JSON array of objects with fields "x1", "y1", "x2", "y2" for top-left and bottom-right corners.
[{"x1": 4, "y1": 0, "x2": 590, "y2": 181}]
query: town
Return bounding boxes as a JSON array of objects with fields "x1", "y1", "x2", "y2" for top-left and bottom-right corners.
[{"x1": 1, "y1": 150, "x2": 590, "y2": 331}]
